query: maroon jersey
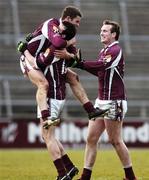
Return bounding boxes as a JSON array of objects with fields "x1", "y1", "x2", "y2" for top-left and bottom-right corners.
[
  {"x1": 27, "y1": 18, "x2": 67, "y2": 57},
  {"x1": 44, "y1": 44, "x2": 76, "y2": 100},
  {"x1": 82, "y1": 41, "x2": 127, "y2": 100},
  {"x1": 44, "y1": 59, "x2": 67, "y2": 100},
  {"x1": 25, "y1": 18, "x2": 76, "y2": 100}
]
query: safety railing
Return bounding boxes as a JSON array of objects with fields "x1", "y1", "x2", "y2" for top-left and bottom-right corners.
[{"x1": 0, "y1": 75, "x2": 149, "y2": 121}]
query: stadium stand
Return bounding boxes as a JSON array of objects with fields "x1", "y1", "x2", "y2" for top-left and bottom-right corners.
[{"x1": 0, "y1": 0, "x2": 149, "y2": 120}]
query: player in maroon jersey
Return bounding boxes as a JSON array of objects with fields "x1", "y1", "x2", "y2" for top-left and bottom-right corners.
[
  {"x1": 18, "y1": 21, "x2": 78, "y2": 180},
  {"x1": 18, "y1": 19, "x2": 77, "y2": 124},
  {"x1": 38, "y1": 47, "x2": 79, "y2": 180},
  {"x1": 17, "y1": 6, "x2": 107, "y2": 180},
  {"x1": 18, "y1": 6, "x2": 107, "y2": 127},
  {"x1": 65, "y1": 20, "x2": 137, "y2": 180}
]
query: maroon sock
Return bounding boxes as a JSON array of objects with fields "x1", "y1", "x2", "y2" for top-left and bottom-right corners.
[
  {"x1": 61, "y1": 154, "x2": 74, "y2": 171},
  {"x1": 80, "y1": 168, "x2": 92, "y2": 180},
  {"x1": 53, "y1": 158, "x2": 66, "y2": 177},
  {"x1": 83, "y1": 101, "x2": 95, "y2": 114},
  {"x1": 124, "y1": 167, "x2": 136, "y2": 180},
  {"x1": 41, "y1": 110, "x2": 49, "y2": 119}
]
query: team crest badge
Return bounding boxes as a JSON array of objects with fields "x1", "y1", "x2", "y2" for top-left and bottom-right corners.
[
  {"x1": 104, "y1": 55, "x2": 112, "y2": 62},
  {"x1": 53, "y1": 26, "x2": 59, "y2": 33}
]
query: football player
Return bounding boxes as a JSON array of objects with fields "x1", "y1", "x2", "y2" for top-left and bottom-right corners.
[
  {"x1": 67, "y1": 19, "x2": 137, "y2": 180},
  {"x1": 17, "y1": 6, "x2": 108, "y2": 127}
]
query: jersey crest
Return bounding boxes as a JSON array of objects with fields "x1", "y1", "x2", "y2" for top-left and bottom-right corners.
[
  {"x1": 52, "y1": 25, "x2": 59, "y2": 33},
  {"x1": 104, "y1": 55, "x2": 112, "y2": 63}
]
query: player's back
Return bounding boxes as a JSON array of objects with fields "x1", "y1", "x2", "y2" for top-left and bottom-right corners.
[
  {"x1": 45, "y1": 58, "x2": 67, "y2": 100},
  {"x1": 26, "y1": 18, "x2": 60, "y2": 57}
]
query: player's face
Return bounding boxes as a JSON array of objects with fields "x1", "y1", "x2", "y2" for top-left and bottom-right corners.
[
  {"x1": 100, "y1": 24, "x2": 115, "y2": 46},
  {"x1": 64, "y1": 16, "x2": 81, "y2": 28}
]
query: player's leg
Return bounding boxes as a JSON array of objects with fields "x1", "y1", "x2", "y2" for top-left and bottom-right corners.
[
  {"x1": 41, "y1": 125, "x2": 61, "y2": 160},
  {"x1": 24, "y1": 49, "x2": 38, "y2": 67},
  {"x1": 56, "y1": 139, "x2": 79, "y2": 179},
  {"x1": 27, "y1": 68, "x2": 48, "y2": 110},
  {"x1": 40, "y1": 99, "x2": 71, "y2": 179},
  {"x1": 79, "y1": 119, "x2": 105, "y2": 180},
  {"x1": 66, "y1": 69, "x2": 108, "y2": 120},
  {"x1": 41, "y1": 123, "x2": 70, "y2": 179},
  {"x1": 105, "y1": 100, "x2": 137, "y2": 180},
  {"x1": 20, "y1": 55, "x2": 50, "y2": 120}
]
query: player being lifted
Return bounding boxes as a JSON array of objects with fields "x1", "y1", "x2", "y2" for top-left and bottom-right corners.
[{"x1": 17, "y1": 6, "x2": 108, "y2": 130}]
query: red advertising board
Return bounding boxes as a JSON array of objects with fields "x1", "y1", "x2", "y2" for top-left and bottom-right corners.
[{"x1": 0, "y1": 119, "x2": 149, "y2": 148}]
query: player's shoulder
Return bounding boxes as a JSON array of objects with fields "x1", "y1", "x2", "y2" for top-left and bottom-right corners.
[
  {"x1": 42, "y1": 18, "x2": 60, "y2": 33},
  {"x1": 46, "y1": 18, "x2": 59, "y2": 25},
  {"x1": 42, "y1": 18, "x2": 59, "y2": 28},
  {"x1": 107, "y1": 41, "x2": 121, "y2": 55}
]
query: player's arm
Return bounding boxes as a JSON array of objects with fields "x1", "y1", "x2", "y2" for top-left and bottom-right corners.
[
  {"x1": 17, "y1": 41, "x2": 41, "y2": 69},
  {"x1": 42, "y1": 19, "x2": 67, "y2": 49},
  {"x1": 70, "y1": 47, "x2": 121, "y2": 71},
  {"x1": 64, "y1": 49, "x2": 103, "y2": 76},
  {"x1": 37, "y1": 35, "x2": 77, "y2": 67},
  {"x1": 84, "y1": 48, "x2": 122, "y2": 71},
  {"x1": 51, "y1": 22, "x2": 77, "y2": 59},
  {"x1": 83, "y1": 47, "x2": 123, "y2": 71},
  {"x1": 42, "y1": 19, "x2": 77, "y2": 49},
  {"x1": 81, "y1": 59, "x2": 106, "y2": 71},
  {"x1": 17, "y1": 33, "x2": 37, "y2": 65},
  {"x1": 54, "y1": 41, "x2": 77, "y2": 60}
]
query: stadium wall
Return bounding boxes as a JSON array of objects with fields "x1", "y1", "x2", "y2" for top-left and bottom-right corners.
[{"x1": 0, "y1": 119, "x2": 149, "y2": 148}]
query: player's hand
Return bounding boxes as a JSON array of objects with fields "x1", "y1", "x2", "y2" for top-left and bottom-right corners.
[
  {"x1": 43, "y1": 118, "x2": 61, "y2": 129},
  {"x1": 66, "y1": 37, "x2": 76, "y2": 47},
  {"x1": 54, "y1": 48, "x2": 72, "y2": 59},
  {"x1": 70, "y1": 48, "x2": 83, "y2": 68},
  {"x1": 25, "y1": 33, "x2": 33, "y2": 42},
  {"x1": 17, "y1": 41, "x2": 27, "y2": 53}
]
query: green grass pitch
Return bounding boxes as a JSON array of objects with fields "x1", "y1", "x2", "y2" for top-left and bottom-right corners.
[{"x1": 0, "y1": 149, "x2": 148, "y2": 180}]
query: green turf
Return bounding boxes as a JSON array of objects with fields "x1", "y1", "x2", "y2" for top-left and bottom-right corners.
[{"x1": 0, "y1": 149, "x2": 148, "y2": 180}]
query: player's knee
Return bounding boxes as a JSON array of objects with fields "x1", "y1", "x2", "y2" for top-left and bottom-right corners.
[
  {"x1": 86, "y1": 135, "x2": 98, "y2": 146},
  {"x1": 67, "y1": 71, "x2": 80, "y2": 85},
  {"x1": 41, "y1": 131, "x2": 47, "y2": 142},
  {"x1": 38, "y1": 79, "x2": 49, "y2": 91},
  {"x1": 72, "y1": 73, "x2": 79, "y2": 82},
  {"x1": 46, "y1": 140, "x2": 52, "y2": 148},
  {"x1": 109, "y1": 138, "x2": 122, "y2": 147},
  {"x1": 42, "y1": 133, "x2": 53, "y2": 145}
]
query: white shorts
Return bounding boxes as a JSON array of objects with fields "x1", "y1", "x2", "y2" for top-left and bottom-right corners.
[
  {"x1": 94, "y1": 99, "x2": 127, "y2": 121},
  {"x1": 37, "y1": 98, "x2": 65, "y2": 119}
]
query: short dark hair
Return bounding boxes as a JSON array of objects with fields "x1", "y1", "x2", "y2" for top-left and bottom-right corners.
[
  {"x1": 103, "y1": 20, "x2": 121, "y2": 40},
  {"x1": 61, "y1": 6, "x2": 82, "y2": 20},
  {"x1": 61, "y1": 21, "x2": 76, "y2": 40}
]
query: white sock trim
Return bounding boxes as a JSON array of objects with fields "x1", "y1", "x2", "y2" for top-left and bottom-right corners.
[
  {"x1": 84, "y1": 166, "x2": 93, "y2": 170},
  {"x1": 123, "y1": 164, "x2": 132, "y2": 168}
]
